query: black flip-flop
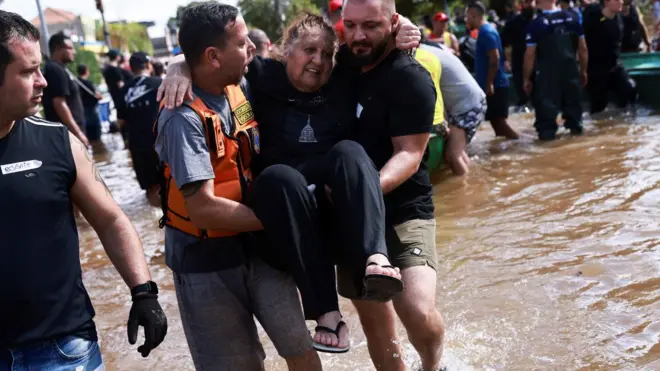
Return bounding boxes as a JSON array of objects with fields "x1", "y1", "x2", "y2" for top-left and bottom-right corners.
[
  {"x1": 362, "y1": 262, "x2": 404, "y2": 302},
  {"x1": 312, "y1": 320, "x2": 350, "y2": 353}
]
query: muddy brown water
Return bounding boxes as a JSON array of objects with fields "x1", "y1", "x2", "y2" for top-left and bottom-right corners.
[{"x1": 79, "y1": 112, "x2": 660, "y2": 370}]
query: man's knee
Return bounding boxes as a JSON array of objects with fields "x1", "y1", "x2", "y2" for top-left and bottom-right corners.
[{"x1": 402, "y1": 299, "x2": 441, "y2": 328}]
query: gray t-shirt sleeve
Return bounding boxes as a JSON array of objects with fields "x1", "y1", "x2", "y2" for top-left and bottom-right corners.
[{"x1": 155, "y1": 107, "x2": 215, "y2": 189}]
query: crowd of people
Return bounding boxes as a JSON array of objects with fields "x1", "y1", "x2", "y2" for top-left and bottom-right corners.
[
  {"x1": 420, "y1": 0, "x2": 652, "y2": 141},
  {"x1": 1, "y1": 0, "x2": 659, "y2": 370}
]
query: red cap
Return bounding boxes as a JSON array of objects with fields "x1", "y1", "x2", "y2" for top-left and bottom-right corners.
[
  {"x1": 329, "y1": 0, "x2": 343, "y2": 13},
  {"x1": 334, "y1": 20, "x2": 345, "y2": 41},
  {"x1": 433, "y1": 12, "x2": 449, "y2": 22}
]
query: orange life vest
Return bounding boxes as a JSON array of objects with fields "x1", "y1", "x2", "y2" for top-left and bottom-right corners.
[{"x1": 157, "y1": 84, "x2": 259, "y2": 239}]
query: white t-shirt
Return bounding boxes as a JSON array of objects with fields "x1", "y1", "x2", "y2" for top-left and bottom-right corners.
[{"x1": 419, "y1": 43, "x2": 485, "y2": 116}]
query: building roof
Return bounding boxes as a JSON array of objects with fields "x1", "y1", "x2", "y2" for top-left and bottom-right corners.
[{"x1": 31, "y1": 8, "x2": 77, "y2": 26}]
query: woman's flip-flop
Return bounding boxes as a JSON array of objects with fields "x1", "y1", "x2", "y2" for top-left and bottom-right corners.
[
  {"x1": 362, "y1": 262, "x2": 404, "y2": 302},
  {"x1": 312, "y1": 320, "x2": 350, "y2": 353}
]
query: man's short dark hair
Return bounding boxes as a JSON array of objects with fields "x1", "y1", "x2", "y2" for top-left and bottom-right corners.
[
  {"x1": 0, "y1": 10, "x2": 40, "y2": 87},
  {"x1": 48, "y1": 32, "x2": 71, "y2": 54},
  {"x1": 152, "y1": 61, "x2": 165, "y2": 76},
  {"x1": 248, "y1": 28, "x2": 269, "y2": 55},
  {"x1": 178, "y1": 2, "x2": 239, "y2": 67},
  {"x1": 468, "y1": 1, "x2": 487, "y2": 16},
  {"x1": 77, "y1": 64, "x2": 88, "y2": 76}
]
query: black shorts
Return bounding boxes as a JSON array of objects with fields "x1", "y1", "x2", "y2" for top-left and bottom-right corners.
[
  {"x1": 130, "y1": 150, "x2": 161, "y2": 190},
  {"x1": 485, "y1": 86, "x2": 509, "y2": 121}
]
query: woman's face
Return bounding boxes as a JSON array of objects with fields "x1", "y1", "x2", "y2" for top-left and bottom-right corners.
[{"x1": 285, "y1": 28, "x2": 335, "y2": 93}]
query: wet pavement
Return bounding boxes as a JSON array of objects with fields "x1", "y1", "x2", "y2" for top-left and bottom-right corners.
[{"x1": 79, "y1": 112, "x2": 660, "y2": 370}]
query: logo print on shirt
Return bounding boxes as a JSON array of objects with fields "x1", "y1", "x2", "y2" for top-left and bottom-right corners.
[
  {"x1": 1, "y1": 160, "x2": 42, "y2": 175},
  {"x1": 298, "y1": 116, "x2": 318, "y2": 143},
  {"x1": 124, "y1": 77, "x2": 153, "y2": 105}
]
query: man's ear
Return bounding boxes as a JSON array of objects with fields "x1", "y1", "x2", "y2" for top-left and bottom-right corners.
[
  {"x1": 391, "y1": 13, "x2": 400, "y2": 29},
  {"x1": 204, "y1": 46, "x2": 222, "y2": 69}
]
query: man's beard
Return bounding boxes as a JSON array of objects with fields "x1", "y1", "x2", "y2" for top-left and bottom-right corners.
[{"x1": 348, "y1": 38, "x2": 389, "y2": 67}]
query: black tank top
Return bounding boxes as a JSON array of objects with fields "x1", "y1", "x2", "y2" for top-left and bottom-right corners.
[{"x1": 0, "y1": 116, "x2": 96, "y2": 347}]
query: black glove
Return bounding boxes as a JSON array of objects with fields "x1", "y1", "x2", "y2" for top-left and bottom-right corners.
[{"x1": 127, "y1": 294, "x2": 168, "y2": 357}]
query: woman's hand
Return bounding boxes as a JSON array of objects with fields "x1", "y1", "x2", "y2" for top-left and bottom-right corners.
[
  {"x1": 394, "y1": 15, "x2": 421, "y2": 51},
  {"x1": 156, "y1": 55, "x2": 193, "y2": 110}
]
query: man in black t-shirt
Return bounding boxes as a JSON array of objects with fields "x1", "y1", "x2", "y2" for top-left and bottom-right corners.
[
  {"x1": 0, "y1": 11, "x2": 167, "y2": 368},
  {"x1": 103, "y1": 49, "x2": 134, "y2": 132},
  {"x1": 118, "y1": 52, "x2": 162, "y2": 206},
  {"x1": 42, "y1": 32, "x2": 88, "y2": 146},
  {"x1": 501, "y1": 0, "x2": 536, "y2": 108},
  {"x1": 339, "y1": 0, "x2": 446, "y2": 370},
  {"x1": 583, "y1": 0, "x2": 637, "y2": 114},
  {"x1": 77, "y1": 64, "x2": 103, "y2": 141}
]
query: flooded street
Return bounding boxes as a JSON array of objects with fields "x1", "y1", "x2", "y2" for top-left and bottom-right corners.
[{"x1": 79, "y1": 113, "x2": 660, "y2": 370}]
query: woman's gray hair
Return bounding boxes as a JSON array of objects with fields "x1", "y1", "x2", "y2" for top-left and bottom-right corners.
[{"x1": 273, "y1": 12, "x2": 338, "y2": 61}]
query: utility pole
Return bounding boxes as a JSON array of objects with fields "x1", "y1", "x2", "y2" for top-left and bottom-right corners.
[
  {"x1": 35, "y1": 0, "x2": 50, "y2": 57},
  {"x1": 96, "y1": 0, "x2": 111, "y2": 49}
]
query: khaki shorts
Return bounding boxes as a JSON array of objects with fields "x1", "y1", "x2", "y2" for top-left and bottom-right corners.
[{"x1": 337, "y1": 219, "x2": 438, "y2": 299}]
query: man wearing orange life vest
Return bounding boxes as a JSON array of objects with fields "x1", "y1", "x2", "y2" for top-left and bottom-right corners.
[
  {"x1": 430, "y1": 12, "x2": 460, "y2": 55},
  {"x1": 154, "y1": 3, "x2": 321, "y2": 370}
]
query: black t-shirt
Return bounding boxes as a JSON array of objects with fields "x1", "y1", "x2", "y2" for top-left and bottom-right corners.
[
  {"x1": 42, "y1": 60, "x2": 85, "y2": 127},
  {"x1": 246, "y1": 56, "x2": 358, "y2": 173},
  {"x1": 79, "y1": 78, "x2": 99, "y2": 108},
  {"x1": 118, "y1": 75, "x2": 162, "y2": 152},
  {"x1": 103, "y1": 65, "x2": 134, "y2": 109},
  {"x1": 501, "y1": 13, "x2": 534, "y2": 69},
  {"x1": 348, "y1": 48, "x2": 436, "y2": 226},
  {"x1": 583, "y1": 7, "x2": 623, "y2": 71}
]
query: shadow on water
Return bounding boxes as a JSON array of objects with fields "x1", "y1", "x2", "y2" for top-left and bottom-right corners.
[{"x1": 79, "y1": 111, "x2": 660, "y2": 370}]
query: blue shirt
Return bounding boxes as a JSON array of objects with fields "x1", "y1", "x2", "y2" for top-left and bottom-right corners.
[
  {"x1": 526, "y1": 9, "x2": 584, "y2": 47},
  {"x1": 475, "y1": 22, "x2": 509, "y2": 89}
]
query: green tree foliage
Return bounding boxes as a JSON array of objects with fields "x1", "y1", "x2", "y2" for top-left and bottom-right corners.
[
  {"x1": 96, "y1": 23, "x2": 154, "y2": 55},
  {"x1": 239, "y1": 0, "x2": 283, "y2": 39},
  {"x1": 284, "y1": 0, "x2": 321, "y2": 25},
  {"x1": 396, "y1": 0, "x2": 453, "y2": 21},
  {"x1": 66, "y1": 47, "x2": 103, "y2": 85},
  {"x1": 239, "y1": 0, "x2": 320, "y2": 41}
]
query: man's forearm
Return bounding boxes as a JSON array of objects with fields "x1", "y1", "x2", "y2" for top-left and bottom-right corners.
[
  {"x1": 54, "y1": 100, "x2": 84, "y2": 137},
  {"x1": 638, "y1": 8, "x2": 651, "y2": 46},
  {"x1": 380, "y1": 151, "x2": 422, "y2": 195},
  {"x1": 523, "y1": 49, "x2": 535, "y2": 82},
  {"x1": 578, "y1": 46, "x2": 588, "y2": 73},
  {"x1": 98, "y1": 213, "x2": 151, "y2": 289},
  {"x1": 188, "y1": 196, "x2": 263, "y2": 232},
  {"x1": 487, "y1": 55, "x2": 499, "y2": 86}
]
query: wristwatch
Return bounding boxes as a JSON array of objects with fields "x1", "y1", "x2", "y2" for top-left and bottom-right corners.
[{"x1": 131, "y1": 280, "x2": 159, "y2": 297}]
